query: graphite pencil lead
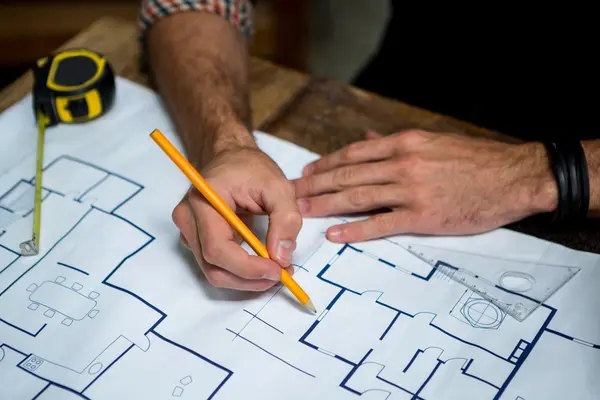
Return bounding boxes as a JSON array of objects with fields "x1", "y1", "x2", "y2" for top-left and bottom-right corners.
[{"x1": 305, "y1": 299, "x2": 317, "y2": 314}]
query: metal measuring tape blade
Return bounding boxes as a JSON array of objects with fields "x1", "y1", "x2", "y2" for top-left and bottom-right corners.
[
  {"x1": 401, "y1": 243, "x2": 581, "y2": 321},
  {"x1": 19, "y1": 111, "x2": 49, "y2": 255}
]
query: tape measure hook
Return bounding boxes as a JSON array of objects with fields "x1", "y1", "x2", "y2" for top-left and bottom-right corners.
[{"x1": 19, "y1": 237, "x2": 39, "y2": 256}]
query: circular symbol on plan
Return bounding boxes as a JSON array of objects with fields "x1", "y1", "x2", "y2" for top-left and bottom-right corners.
[{"x1": 462, "y1": 299, "x2": 503, "y2": 329}]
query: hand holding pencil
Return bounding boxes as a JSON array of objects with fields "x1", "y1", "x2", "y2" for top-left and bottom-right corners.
[{"x1": 150, "y1": 129, "x2": 315, "y2": 312}]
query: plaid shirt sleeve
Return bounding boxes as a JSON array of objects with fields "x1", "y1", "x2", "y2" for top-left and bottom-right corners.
[{"x1": 138, "y1": 0, "x2": 254, "y2": 40}]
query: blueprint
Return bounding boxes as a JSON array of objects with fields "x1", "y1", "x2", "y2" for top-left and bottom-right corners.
[{"x1": 1, "y1": 78, "x2": 599, "y2": 399}]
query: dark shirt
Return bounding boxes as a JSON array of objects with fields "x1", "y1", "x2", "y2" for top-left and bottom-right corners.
[{"x1": 353, "y1": 3, "x2": 598, "y2": 141}]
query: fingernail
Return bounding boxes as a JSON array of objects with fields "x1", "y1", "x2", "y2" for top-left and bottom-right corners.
[
  {"x1": 277, "y1": 240, "x2": 295, "y2": 265},
  {"x1": 297, "y1": 199, "x2": 310, "y2": 213},
  {"x1": 262, "y1": 270, "x2": 281, "y2": 281},
  {"x1": 327, "y1": 227, "x2": 343, "y2": 241}
]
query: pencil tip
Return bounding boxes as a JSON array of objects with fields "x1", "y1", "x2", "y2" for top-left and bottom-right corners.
[{"x1": 305, "y1": 299, "x2": 317, "y2": 314}]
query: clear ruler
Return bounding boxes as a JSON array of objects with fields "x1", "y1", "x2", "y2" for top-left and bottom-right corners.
[{"x1": 402, "y1": 243, "x2": 581, "y2": 321}]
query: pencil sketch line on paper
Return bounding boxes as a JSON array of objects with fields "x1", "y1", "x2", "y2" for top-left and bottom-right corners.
[
  {"x1": 229, "y1": 285, "x2": 284, "y2": 342},
  {"x1": 57, "y1": 261, "x2": 90, "y2": 276},
  {"x1": 225, "y1": 328, "x2": 315, "y2": 377},
  {"x1": 0, "y1": 155, "x2": 233, "y2": 398},
  {"x1": 242, "y1": 309, "x2": 284, "y2": 334}
]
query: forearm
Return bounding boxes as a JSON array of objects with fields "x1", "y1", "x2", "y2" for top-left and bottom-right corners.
[
  {"x1": 583, "y1": 140, "x2": 600, "y2": 216},
  {"x1": 146, "y1": 11, "x2": 254, "y2": 167}
]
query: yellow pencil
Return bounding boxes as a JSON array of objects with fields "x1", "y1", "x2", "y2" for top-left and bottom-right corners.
[{"x1": 150, "y1": 129, "x2": 316, "y2": 313}]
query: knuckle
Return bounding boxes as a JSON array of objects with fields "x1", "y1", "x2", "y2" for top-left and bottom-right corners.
[
  {"x1": 405, "y1": 154, "x2": 425, "y2": 168},
  {"x1": 201, "y1": 243, "x2": 221, "y2": 265},
  {"x1": 373, "y1": 213, "x2": 396, "y2": 232},
  {"x1": 205, "y1": 269, "x2": 228, "y2": 288},
  {"x1": 272, "y1": 209, "x2": 303, "y2": 233},
  {"x1": 396, "y1": 129, "x2": 428, "y2": 148},
  {"x1": 395, "y1": 155, "x2": 424, "y2": 177},
  {"x1": 348, "y1": 188, "x2": 371, "y2": 207},
  {"x1": 333, "y1": 166, "x2": 355, "y2": 187},
  {"x1": 287, "y1": 209, "x2": 303, "y2": 228},
  {"x1": 343, "y1": 142, "x2": 362, "y2": 161},
  {"x1": 171, "y1": 203, "x2": 186, "y2": 228}
]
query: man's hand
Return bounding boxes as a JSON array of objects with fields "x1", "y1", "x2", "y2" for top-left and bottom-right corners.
[
  {"x1": 146, "y1": 11, "x2": 303, "y2": 290},
  {"x1": 293, "y1": 130, "x2": 559, "y2": 242},
  {"x1": 172, "y1": 142, "x2": 302, "y2": 291}
]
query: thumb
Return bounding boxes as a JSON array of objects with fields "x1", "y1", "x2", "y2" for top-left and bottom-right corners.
[{"x1": 262, "y1": 184, "x2": 303, "y2": 268}]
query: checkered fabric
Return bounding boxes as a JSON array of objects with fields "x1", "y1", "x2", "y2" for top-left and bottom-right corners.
[{"x1": 138, "y1": 0, "x2": 254, "y2": 39}]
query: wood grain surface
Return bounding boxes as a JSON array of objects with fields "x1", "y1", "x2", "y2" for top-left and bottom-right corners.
[
  {"x1": 1, "y1": 17, "x2": 598, "y2": 254},
  {"x1": 259, "y1": 78, "x2": 518, "y2": 156},
  {"x1": 0, "y1": 17, "x2": 308, "y2": 129}
]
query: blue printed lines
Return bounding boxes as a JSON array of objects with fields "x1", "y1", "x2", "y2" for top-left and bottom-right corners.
[
  {"x1": 508, "y1": 340, "x2": 530, "y2": 364},
  {"x1": 57, "y1": 262, "x2": 89, "y2": 276},
  {"x1": 0, "y1": 154, "x2": 234, "y2": 399},
  {"x1": 0, "y1": 317, "x2": 46, "y2": 337},
  {"x1": 299, "y1": 242, "x2": 556, "y2": 399},
  {"x1": 0, "y1": 207, "x2": 93, "y2": 298},
  {"x1": 545, "y1": 329, "x2": 600, "y2": 350}
]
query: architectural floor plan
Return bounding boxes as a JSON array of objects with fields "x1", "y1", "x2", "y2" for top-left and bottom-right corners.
[
  {"x1": 1, "y1": 78, "x2": 599, "y2": 399},
  {"x1": 0, "y1": 156, "x2": 231, "y2": 399}
]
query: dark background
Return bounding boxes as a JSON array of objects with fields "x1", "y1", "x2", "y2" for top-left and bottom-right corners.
[{"x1": 1, "y1": 1, "x2": 597, "y2": 142}]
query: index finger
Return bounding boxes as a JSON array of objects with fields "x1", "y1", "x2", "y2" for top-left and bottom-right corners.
[
  {"x1": 191, "y1": 196, "x2": 284, "y2": 282},
  {"x1": 302, "y1": 137, "x2": 395, "y2": 176}
]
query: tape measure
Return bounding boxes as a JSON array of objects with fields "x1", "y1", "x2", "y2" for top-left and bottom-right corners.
[{"x1": 20, "y1": 48, "x2": 116, "y2": 256}]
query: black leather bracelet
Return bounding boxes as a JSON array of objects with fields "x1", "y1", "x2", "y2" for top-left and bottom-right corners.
[
  {"x1": 573, "y1": 141, "x2": 590, "y2": 218},
  {"x1": 556, "y1": 140, "x2": 581, "y2": 219},
  {"x1": 544, "y1": 142, "x2": 568, "y2": 224},
  {"x1": 543, "y1": 140, "x2": 590, "y2": 224}
]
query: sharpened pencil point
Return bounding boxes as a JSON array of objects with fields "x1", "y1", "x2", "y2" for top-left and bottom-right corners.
[{"x1": 305, "y1": 299, "x2": 317, "y2": 314}]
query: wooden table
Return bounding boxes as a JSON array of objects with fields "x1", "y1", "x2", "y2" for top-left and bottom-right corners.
[
  {"x1": 1, "y1": 17, "x2": 598, "y2": 253},
  {"x1": 0, "y1": 17, "x2": 508, "y2": 150}
]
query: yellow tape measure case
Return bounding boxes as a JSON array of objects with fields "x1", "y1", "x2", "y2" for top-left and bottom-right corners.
[{"x1": 33, "y1": 48, "x2": 116, "y2": 126}]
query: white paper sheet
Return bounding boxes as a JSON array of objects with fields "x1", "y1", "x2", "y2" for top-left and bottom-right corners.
[{"x1": 1, "y1": 77, "x2": 599, "y2": 399}]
